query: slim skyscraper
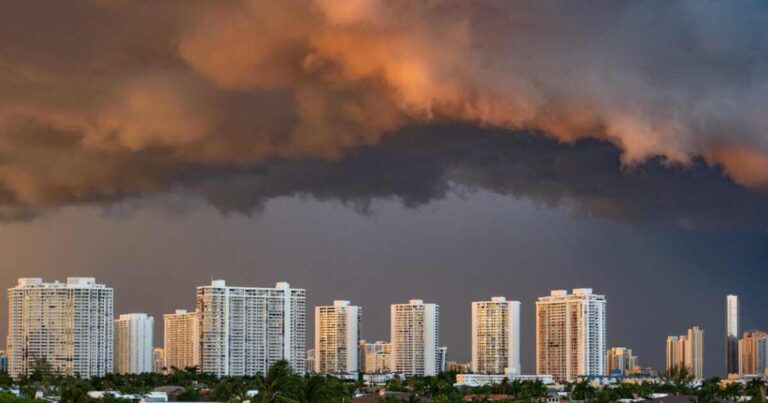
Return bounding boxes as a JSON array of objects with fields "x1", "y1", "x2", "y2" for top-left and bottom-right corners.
[
  {"x1": 391, "y1": 299, "x2": 439, "y2": 377},
  {"x1": 536, "y1": 289, "x2": 607, "y2": 382},
  {"x1": 314, "y1": 300, "x2": 361, "y2": 374},
  {"x1": 7, "y1": 278, "x2": 114, "y2": 378},
  {"x1": 163, "y1": 309, "x2": 199, "y2": 372},
  {"x1": 471, "y1": 297, "x2": 521, "y2": 375},
  {"x1": 197, "y1": 280, "x2": 306, "y2": 377},
  {"x1": 725, "y1": 295, "x2": 739, "y2": 375},
  {"x1": 114, "y1": 313, "x2": 154, "y2": 374}
]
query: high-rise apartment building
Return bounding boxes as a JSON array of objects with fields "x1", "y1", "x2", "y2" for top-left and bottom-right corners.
[
  {"x1": 471, "y1": 297, "x2": 521, "y2": 375},
  {"x1": 114, "y1": 313, "x2": 154, "y2": 374},
  {"x1": 726, "y1": 295, "x2": 740, "y2": 375},
  {"x1": 438, "y1": 346, "x2": 448, "y2": 373},
  {"x1": 314, "y1": 300, "x2": 361, "y2": 374},
  {"x1": 666, "y1": 327, "x2": 704, "y2": 379},
  {"x1": 153, "y1": 348, "x2": 165, "y2": 374},
  {"x1": 391, "y1": 299, "x2": 439, "y2": 377},
  {"x1": 7, "y1": 278, "x2": 114, "y2": 378},
  {"x1": 535, "y1": 288, "x2": 607, "y2": 382},
  {"x1": 197, "y1": 280, "x2": 306, "y2": 377},
  {"x1": 739, "y1": 330, "x2": 768, "y2": 375},
  {"x1": 606, "y1": 347, "x2": 637, "y2": 375},
  {"x1": 163, "y1": 309, "x2": 199, "y2": 372},
  {"x1": 362, "y1": 341, "x2": 392, "y2": 373}
]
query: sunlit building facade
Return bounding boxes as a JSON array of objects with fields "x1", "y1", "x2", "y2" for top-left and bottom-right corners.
[
  {"x1": 666, "y1": 326, "x2": 704, "y2": 379},
  {"x1": 726, "y1": 295, "x2": 740, "y2": 375},
  {"x1": 535, "y1": 288, "x2": 606, "y2": 382},
  {"x1": 362, "y1": 341, "x2": 392, "y2": 373},
  {"x1": 7, "y1": 277, "x2": 114, "y2": 378},
  {"x1": 114, "y1": 313, "x2": 154, "y2": 374},
  {"x1": 391, "y1": 299, "x2": 439, "y2": 377},
  {"x1": 606, "y1": 347, "x2": 637, "y2": 375},
  {"x1": 739, "y1": 330, "x2": 768, "y2": 375},
  {"x1": 163, "y1": 309, "x2": 199, "y2": 372},
  {"x1": 471, "y1": 297, "x2": 521, "y2": 375},
  {"x1": 314, "y1": 300, "x2": 361, "y2": 374},
  {"x1": 197, "y1": 280, "x2": 306, "y2": 377}
]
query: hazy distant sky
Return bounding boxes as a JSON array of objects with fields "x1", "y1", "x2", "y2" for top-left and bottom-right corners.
[{"x1": 1, "y1": 0, "x2": 768, "y2": 378}]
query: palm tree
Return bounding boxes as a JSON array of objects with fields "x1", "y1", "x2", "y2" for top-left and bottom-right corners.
[
  {"x1": 746, "y1": 378, "x2": 766, "y2": 402},
  {"x1": 253, "y1": 360, "x2": 300, "y2": 402},
  {"x1": 662, "y1": 365, "x2": 694, "y2": 395}
]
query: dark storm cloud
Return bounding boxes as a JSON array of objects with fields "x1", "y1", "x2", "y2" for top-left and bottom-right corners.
[
  {"x1": 189, "y1": 126, "x2": 768, "y2": 230},
  {"x1": 1, "y1": 0, "x2": 768, "y2": 220}
]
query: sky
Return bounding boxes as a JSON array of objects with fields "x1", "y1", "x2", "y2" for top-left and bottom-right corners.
[{"x1": 1, "y1": 0, "x2": 768, "y2": 378}]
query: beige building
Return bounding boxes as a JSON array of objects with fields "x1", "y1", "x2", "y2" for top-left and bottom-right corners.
[
  {"x1": 314, "y1": 300, "x2": 361, "y2": 374},
  {"x1": 114, "y1": 313, "x2": 154, "y2": 374},
  {"x1": 391, "y1": 300, "x2": 439, "y2": 377},
  {"x1": 666, "y1": 326, "x2": 704, "y2": 379},
  {"x1": 163, "y1": 309, "x2": 199, "y2": 372},
  {"x1": 7, "y1": 278, "x2": 114, "y2": 378},
  {"x1": 739, "y1": 330, "x2": 768, "y2": 375},
  {"x1": 361, "y1": 340, "x2": 392, "y2": 373},
  {"x1": 471, "y1": 297, "x2": 521, "y2": 375},
  {"x1": 536, "y1": 289, "x2": 607, "y2": 382},
  {"x1": 606, "y1": 347, "x2": 638, "y2": 375},
  {"x1": 153, "y1": 348, "x2": 165, "y2": 373}
]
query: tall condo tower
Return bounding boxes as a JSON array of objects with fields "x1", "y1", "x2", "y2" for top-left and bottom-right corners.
[
  {"x1": 114, "y1": 313, "x2": 154, "y2": 374},
  {"x1": 471, "y1": 297, "x2": 521, "y2": 375},
  {"x1": 391, "y1": 299, "x2": 439, "y2": 377},
  {"x1": 314, "y1": 300, "x2": 362, "y2": 374},
  {"x1": 725, "y1": 295, "x2": 739, "y2": 375}
]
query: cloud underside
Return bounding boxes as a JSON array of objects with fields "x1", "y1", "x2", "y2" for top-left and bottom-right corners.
[{"x1": 0, "y1": 0, "x2": 767, "y2": 226}]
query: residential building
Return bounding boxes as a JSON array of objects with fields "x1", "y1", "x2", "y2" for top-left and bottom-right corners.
[
  {"x1": 306, "y1": 349, "x2": 315, "y2": 374},
  {"x1": 197, "y1": 280, "x2": 306, "y2": 376},
  {"x1": 163, "y1": 309, "x2": 199, "y2": 371},
  {"x1": 471, "y1": 297, "x2": 521, "y2": 375},
  {"x1": 314, "y1": 300, "x2": 361, "y2": 374},
  {"x1": 606, "y1": 347, "x2": 638, "y2": 375},
  {"x1": 0, "y1": 351, "x2": 7, "y2": 374},
  {"x1": 115, "y1": 313, "x2": 154, "y2": 374},
  {"x1": 446, "y1": 361, "x2": 471, "y2": 373},
  {"x1": 739, "y1": 330, "x2": 768, "y2": 375},
  {"x1": 6, "y1": 277, "x2": 114, "y2": 378},
  {"x1": 535, "y1": 288, "x2": 607, "y2": 382},
  {"x1": 153, "y1": 348, "x2": 165, "y2": 374},
  {"x1": 438, "y1": 346, "x2": 447, "y2": 373},
  {"x1": 726, "y1": 295, "x2": 740, "y2": 375},
  {"x1": 362, "y1": 341, "x2": 392, "y2": 373},
  {"x1": 666, "y1": 327, "x2": 704, "y2": 379},
  {"x1": 391, "y1": 299, "x2": 439, "y2": 377}
]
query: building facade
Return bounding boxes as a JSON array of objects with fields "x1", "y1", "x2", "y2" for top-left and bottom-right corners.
[
  {"x1": 726, "y1": 295, "x2": 740, "y2": 375},
  {"x1": 163, "y1": 309, "x2": 199, "y2": 372},
  {"x1": 197, "y1": 280, "x2": 306, "y2": 377},
  {"x1": 606, "y1": 347, "x2": 637, "y2": 375},
  {"x1": 391, "y1": 300, "x2": 439, "y2": 377},
  {"x1": 362, "y1": 341, "x2": 392, "y2": 373},
  {"x1": 314, "y1": 300, "x2": 361, "y2": 374},
  {"x1": 666, "y1": 327, "x2": 704, "y2": 379},
  {"x1": 471, "y1": 297, "x2": 521, "y2": 375},
  {"x1": 739, "y1": 330, "x2": 768, "y2": 375},
  {"x1": 153, "y1": 348, "x2": 165, "y2": 374},
  {"x1": 114, "y1": 313, "x2": 154, "y2": 374},
  {"x1": 535, "y1": 288, "x2": 607, "y2": 382},
  {"x1": 7, "y1": 277, "x2": 114, "y2": 378}
]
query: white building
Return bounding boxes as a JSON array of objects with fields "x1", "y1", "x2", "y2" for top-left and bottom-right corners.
[
  {"x1": 455, "y1": 371, "x2": 555, "y2": 387},
  {"x1": 197, "y1": 280, "x2": 306, "y2": 376},
  {"x1": 7, "y1": 277, "x2": 114, "y2": 378},
  {"x1": 666, "y1": 326, "x2": 704, "y2": 380},
  {"x1": 163, "y1": 309, "x2": 199, "y2": 372},
  {"x1": 314, "y1": 300, "x2": 361, "y2": 374},
  {"x1": 726, "y1": 295, "x2": 739, "y2": 375},
  {"x1": 362, "y1": 341, "x2": 392, "y2": 373},
  {"x1": 391, "y1": 299, "x2": 439, "y2": 377},
  {"x1": 115, "y1": 313, "x2": 154, "y2": 374},
  {"x1": 536, "y1": 288, "x2": 606, "y2": 382},
  {"x1": 471, "y1": 297, "x2": 521, "y2": 375}
]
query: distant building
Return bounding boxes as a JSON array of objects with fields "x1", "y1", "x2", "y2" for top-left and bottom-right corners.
[
  {"x1": 306, "y1": 349, "x2": 315, "y2": 374},
  {"x1": 471, "y1": 297, "x2": 521, "y2": 375},
  {"x1": 115, "y1": 313, "x2": 154, "y2": 374},
  {"x1": 391, "y1": 299, "x2": 439, "y2": 377},
  {"x1": 153, "y1": 348, "x2": 165, "y2": 374},
  {"x1": 446, "y1": 361, "x2": 471, "y2": 373},
  {"x1": 606, "y1": 347, "x2": 638, "y2": 375},
  {"x1": 536, "y1": 288, "x2": 606, "y2": 382},
  {"x1": 0, "y1": 351, "x2": 7, "y2": 374},
  {"x1": 197, "y1": 280, "x2": 306, "y2": 376},
  {"x1": 725, "y1": 295, "x2": 740, "y2": 375},
  {"x1": 455, "y1": 371, "x2": 555, "y2": 387},
  {"x1": 163, "y1": 309, "x2": 199, "y2": 372},
  {"x1": 315, "y1": 300, "x2": 361, "y2": 374},
  {"x1": 361, "y1": 341, "x2": 392, "y2": 373},
  {"x1": 739, "y1": 330, "x2": 768, "y2": 375},
  {"x1": 666, "y1": 327, "x2": 704, "y2": 379},
  {"x1": 7, "y1": 277, "x2": 114, "y2": 378},
  {"x1": 438, "y1": 346, "x2": 448, "y2": 373}
]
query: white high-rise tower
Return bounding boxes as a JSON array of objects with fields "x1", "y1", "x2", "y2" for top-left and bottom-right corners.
[
  {"x1": 115, "y1": 313, "x2": 154, "y2": 374},
  {"x1": 197, "y1": 280, "x2": 306, "y2": 377},
  {"x1": 725, "y1": 295, "x2": 739, "y2": 375},
  {"x1": 471, "y1": 297, "x2": 521, "y2": 375},
  {"x1": 314, "y1": 300, "x2": 361, "y2": 374},
  {"x1": 7, "y1": 277, "x2": 114, "y2": 378},
  {"x1": 536, "y1": 288, "x2": 606, "y2": 382},
  {"x1": 390, "y1": 299, "x2": 439, "y2": 377}
]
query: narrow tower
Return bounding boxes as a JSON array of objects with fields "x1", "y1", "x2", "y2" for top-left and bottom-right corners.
[{"x1": 725, "y1": 295, "x2": 739, "y2": 375}]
